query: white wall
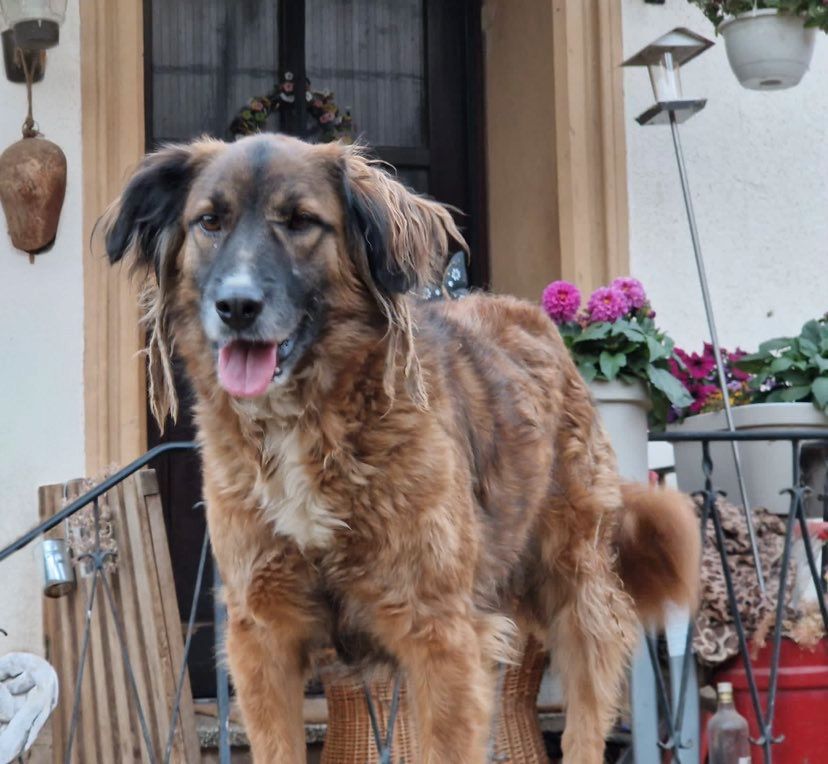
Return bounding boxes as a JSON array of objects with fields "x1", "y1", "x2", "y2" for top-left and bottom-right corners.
[
  {"x1": 622, "y1": 0, "x2": 828, "y2": 353},
  {"x1": 0, "y1": 5, "x2": 84, "y2": 654}
]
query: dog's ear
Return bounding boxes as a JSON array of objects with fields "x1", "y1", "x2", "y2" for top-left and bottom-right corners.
[
  {"x1": 102, "y1": 139, "x2": 221, "y2": 431},
  {"x1": 340, "y1": 147, "x2": 467, "y2": 296},
  {"x1": 104, "y1": 140, "x2": 221, "y2": 273}
]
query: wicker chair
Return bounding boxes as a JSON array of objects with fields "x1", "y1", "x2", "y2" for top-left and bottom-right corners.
[{"x1": 319, "y1": 636, "x2": 549, "y2": 763}]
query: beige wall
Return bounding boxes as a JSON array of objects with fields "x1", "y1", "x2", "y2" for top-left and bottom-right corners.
[
  {"x1": 483, "y1": 0, "x2": 559, "y2": 301},
  {"x1": 483, "y1": 0, "x2": 628, "y2": 301}
]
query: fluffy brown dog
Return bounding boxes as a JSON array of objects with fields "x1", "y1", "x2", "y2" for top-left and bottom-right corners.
[{"x1": 105, "y1": 134, "x2": 700, "y2": 763}]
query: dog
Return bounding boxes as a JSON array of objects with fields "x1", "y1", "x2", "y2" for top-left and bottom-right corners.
[{"x1": 104, "y1": 133, "x2": 700, "y2": 763}]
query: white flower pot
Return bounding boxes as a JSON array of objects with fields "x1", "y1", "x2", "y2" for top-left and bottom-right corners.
[
  {"x1": 589, "y1": 379, "x2": 651, "y2": 483},
  {"x1": 719, "y1": 9, "x2": 816, "y2": 91},
  {"x1": 670, "y1": 403, "x2": 828, "y2": 515}
]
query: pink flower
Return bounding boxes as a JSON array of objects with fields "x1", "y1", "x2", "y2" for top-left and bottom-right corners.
[
  {"x1": 689, "y1": 384, "x2": 719, "y2": 414},
  {"x1": 669, "y1": 357, "x2": 689, "y2": 383},
  {"x1": 611, "y1": 277, "x2": 647, "y2": 310},
  {"x1": 685, "y1": 351, "x2": 716, "y2": 380},
  {"x1": 542, "y1": 280, "x2": 581, "y2": 324},
  {"x1": 586, "y1": 286, "x2": 628, "y2": 323}
]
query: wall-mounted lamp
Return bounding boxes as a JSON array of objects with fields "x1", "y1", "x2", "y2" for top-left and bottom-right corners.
[
  {"x1": 622, "y1": 27, "x2": 713, "y2": 125},
  {"x1": 0, "y1": 0, "x2": 66, "y2": 49},
  {"x1": 0, "y1": 1, "x2": 68, "y2": 260}
]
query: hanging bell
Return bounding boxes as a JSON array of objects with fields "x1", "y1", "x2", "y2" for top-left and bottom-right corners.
[{"x1": 0, "y1": 133, "x2": 66, "y2": 256}]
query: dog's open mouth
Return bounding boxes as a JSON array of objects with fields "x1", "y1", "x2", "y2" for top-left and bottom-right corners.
[{"x1": 217, "y1": 335, "x2": 297, "y2": 398}]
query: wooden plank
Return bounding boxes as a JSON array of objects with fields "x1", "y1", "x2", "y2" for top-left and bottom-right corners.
[
  {"x1": 116, "y1": 478, "x2": 163, "y2": 760},
  {"x1": 40, "y1": 471, "x2": 200, "y2": 763},
  {"x1": 81, "y1": 0, "x2": 147, "y2": 475},
  {"x1": 139, "y1": 471, "x2": 201, "y2": 762}
]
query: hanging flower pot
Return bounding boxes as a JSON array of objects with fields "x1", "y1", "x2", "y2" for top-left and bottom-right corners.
[{"x1": 719, "y1": 9, "x2": 816, "y2": 90}]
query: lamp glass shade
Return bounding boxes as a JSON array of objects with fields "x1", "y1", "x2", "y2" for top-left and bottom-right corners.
[
  {"x1": 0, "y1": 0, "x2": 66, "y2": 24},
  {"x1": 1, "y1": 0, "x2": 66, "y2": 48},
  {"x1": 647, "y1": 56, "x2": 683, "y2": 102}
]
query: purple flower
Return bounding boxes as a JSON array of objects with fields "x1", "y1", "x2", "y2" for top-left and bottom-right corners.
[
  {"x1": 586, "y1": 286, "x2": 628, "y2": 323},
  {"x1": 611, "y1": 277, "x2": 647, "y2": 310},
  {"x1": 542, "y1": 280, "x2": 581, "y2": 324}
]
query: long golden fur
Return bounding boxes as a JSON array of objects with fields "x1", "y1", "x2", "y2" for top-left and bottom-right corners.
[{"x1": 105, "y1": 134, "x2": 700, "y2": 763}]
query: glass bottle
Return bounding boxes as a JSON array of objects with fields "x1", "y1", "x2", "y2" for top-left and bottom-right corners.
[{"x1": 708, "y1": 682, "x2": 752, "y2": 764}]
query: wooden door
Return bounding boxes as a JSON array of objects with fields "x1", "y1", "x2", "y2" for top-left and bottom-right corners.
[{"x1": 144, "y1": 0, "x2": 486, "y2": 697}]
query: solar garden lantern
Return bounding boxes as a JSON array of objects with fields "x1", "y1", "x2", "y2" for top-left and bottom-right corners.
[
  {"x1": 0, "y1": 0, "x2": 67, "y2": 49},
  {"x1": 623, "y1": 27, "x2": 713, "y2": 125},
  {"x1": 624, "y1": 28, "x2": 765, "y2": 595}
]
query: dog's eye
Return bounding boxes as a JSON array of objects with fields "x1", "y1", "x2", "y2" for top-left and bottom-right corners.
[
  {"x1": 199, "y1": 214, "x2": 221, "y2": 233},
  {"x1": 288, "y1": 210, "x2": 316, "y2": 232}
]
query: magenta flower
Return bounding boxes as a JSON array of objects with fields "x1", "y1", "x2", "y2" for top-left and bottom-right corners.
[
  {"x1": 542, "y1": 280, "x2": 581, "y2": 324},
  {"x1": 611, "y1": 277, "x2": 647, "y2": 310},
  {"x1": 669, "y1": 356, "x2": 689, "y2": 383},
  {"x1": 586, "y1": 286, "x2": 628, "y2": 323},
  {"x1": 685, "y1": 351, "x2": 716, "y2": 380},
  {"x1": 729, "y1": 349, "x2": 751, "y2": 382},
  {"x1": 689, "y1": 385, "x2": 719, "y2": 414}
]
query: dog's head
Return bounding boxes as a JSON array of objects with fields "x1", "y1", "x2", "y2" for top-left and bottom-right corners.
[{"x1": 104, "y1": 134, "x2": 464, "y2": 422}]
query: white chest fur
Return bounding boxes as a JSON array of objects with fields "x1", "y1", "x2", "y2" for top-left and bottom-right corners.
[{"x1": 255, "y1": 424, "x2": 344, "y2": 550}]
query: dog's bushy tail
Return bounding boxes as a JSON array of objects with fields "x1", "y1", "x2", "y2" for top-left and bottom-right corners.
[{"x1": 616, "y1": 483, "x2": 700, "y2": 625}]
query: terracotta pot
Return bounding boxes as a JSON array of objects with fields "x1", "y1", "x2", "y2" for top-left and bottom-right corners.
[{"x1": 0, "y1": 134, "x2": 67, "y2": 255}]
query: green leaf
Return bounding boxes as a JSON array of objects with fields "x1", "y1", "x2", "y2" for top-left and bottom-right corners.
[
  {"x1": 599, "y1": 351, "x2": 626, "y2": 381},
  {"x1": 779, "y1": 370, "x2": 812, "y2": 387},
  {"x1": 769, "y1": 356, "x2": 795, "y2": 374},
  {"x1": 798, "y1": 337, "x2": 819, "y2": 358},
  {"x1": 578, "y1": 362, "x2": 597, "y2": 383},
  {"x1": 647, "y1": 366, "x2": 694, "y2": 408},
  {"x1": 758, "y1": 337, "x2": 793, "y2": 355},
  {"x1": 801, "y1": 320, "x2": 822, "y2": 347},
  {"x1": 814, "y1": 355, "x2": 828, "y2": 373},
  {"x1": 735, "y1": 358, "x2": 767, "y2": 374},
  {"x1": 611, "y1": 321, "x2": 646, "y2": 342},
  {"x1": 812, "y1": 377, "x2": 828, "y2": 410},
  {"x1": 777, "y1": 385, "x2": 812, "y2": 402},
  {"x1": 573, "y1": 323, "x2": 611, "y2": 343},
  {"x1": 646, "y1": 334, "x2": 671, "y2": 361}
]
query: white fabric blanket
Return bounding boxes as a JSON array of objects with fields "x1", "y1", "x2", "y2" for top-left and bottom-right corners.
[{"x1": 0, "y1": 653, "x2": 59, "y2": 764}]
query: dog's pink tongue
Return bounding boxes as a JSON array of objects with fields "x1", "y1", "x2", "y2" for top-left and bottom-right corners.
[{"x1": 218, "y1": 342, "x2": 277, "y2": 398}]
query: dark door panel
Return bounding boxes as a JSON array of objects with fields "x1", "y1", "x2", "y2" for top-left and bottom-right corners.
[{"x1": 144, "y1": 0, "x2": 486, "y2": 698}]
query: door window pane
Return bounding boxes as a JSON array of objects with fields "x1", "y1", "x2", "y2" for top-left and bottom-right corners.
[
  {"x1": 305, "y1": 0, "x2": 425, "y2": 148},
  {"x1": 150, "y1": 0, "x2": 280, "y2": 142}
]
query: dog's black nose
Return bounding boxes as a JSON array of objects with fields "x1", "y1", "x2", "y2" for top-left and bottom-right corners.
[{"x1": 215, "y1": 287, "x2": 264, "y2": 331}]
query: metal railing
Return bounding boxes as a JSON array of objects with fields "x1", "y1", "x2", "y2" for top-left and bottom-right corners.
[
  {"x1": 646, "y1": 428, "x2": 828, "y2": 764},
  {"x1": 2, "y1": 430, "x2": 827, "y2": 763},
  {"x1": 0, "y1": 441, "x2": 234, "y2": 764}
]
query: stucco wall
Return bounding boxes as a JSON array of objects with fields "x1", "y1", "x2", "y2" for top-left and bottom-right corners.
[
  {"x1": 622, "y1": 0, "x2": 828, "y2": 353},
  {"x1": 0, "y1": 6, "x2": 84, "y2": 654}
]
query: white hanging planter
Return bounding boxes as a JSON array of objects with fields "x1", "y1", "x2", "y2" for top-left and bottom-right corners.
[{"x1": 719, "y1": 8, "x2": 816, "y2": 91}]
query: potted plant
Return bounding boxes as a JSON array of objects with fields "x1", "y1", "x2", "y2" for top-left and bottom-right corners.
[
  {"x1": 669, "y1": 317, "x2": 828, "y2": 514},
  {"x1": 542, "y1": 278, "x2": 692, "y2": 482},
  {"x1": 689, "y1": 1, "x2": 827, "y2": 90}
]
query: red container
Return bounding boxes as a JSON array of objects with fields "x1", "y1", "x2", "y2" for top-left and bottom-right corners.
[{"x1": 701, "y1": 638, "x2": 828, "y2": 763}]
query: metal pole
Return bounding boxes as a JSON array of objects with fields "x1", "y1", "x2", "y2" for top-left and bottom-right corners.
[
  {"x1": 667, "y1": 111, "x2": 766, "y2": 595},
  {"x1": 213, "y1": 561, "x2": 232, "y2": 764}
]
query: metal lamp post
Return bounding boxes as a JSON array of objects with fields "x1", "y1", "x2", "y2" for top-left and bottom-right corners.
[{"x1": 623, "y1": 28, "x2": 765, "y2": 595}]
